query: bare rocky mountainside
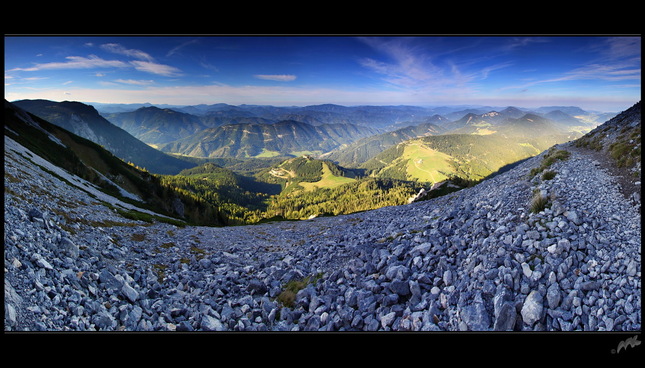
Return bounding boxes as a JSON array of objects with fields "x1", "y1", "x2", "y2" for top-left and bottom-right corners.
[{"x1": 4, "y1": 101, "x2": 641, "y2": 333}]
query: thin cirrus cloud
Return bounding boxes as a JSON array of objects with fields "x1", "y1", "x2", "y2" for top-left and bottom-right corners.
[
  {"x1": 113, "y1": 79, "x2": 155, "y2": 86},
  {"x1": 9, "y1": 55, "x2": 129, "y2": 72},
  {"x1": 129, "y1": 60, "x2": 182, "y2": 77},
  {"x1": 501, "y1": 54, "x2": 640, "y2": 92},
  {"x1": 100, "y1": 43, "x2": 183, "y2": 77},
  {"x1": 254, "y1": 74, "x2": 297, "y2": 82},
  {"x1": 9, "y1": 43, "x2": 183, "y2": 77},
  {"x1": 356, "y1": 37, "x2": 486, "y2": 95},
  {"x1": 100, "y1": 43, "x2": 154, "y2": 62}
]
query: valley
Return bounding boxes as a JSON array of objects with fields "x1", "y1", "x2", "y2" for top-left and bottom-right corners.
[{"x1": 8, "y1": 99, "x2": 614, "y2": 226}]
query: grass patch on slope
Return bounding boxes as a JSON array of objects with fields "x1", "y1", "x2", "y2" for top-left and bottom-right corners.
[
  {"x1": 529, "y1": 148, "x2": 570, "y2": 178},
  {"x1": 298, "y1": 162, "x2": 356, "y2": 192}
]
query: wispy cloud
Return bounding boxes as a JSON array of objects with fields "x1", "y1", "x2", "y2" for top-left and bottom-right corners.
[
  {"x1": 9, "y1": 53, "x2": 182, "y2": 78},
  {"x1": 167, "y1": 39, "x2": 199, "y2": 57},
  {"x1": 599, "y1": 37, "x2": 641, "y2": 61},
  {"x1": 501, "y1": 37, "x2": 549, "y2": 51},
  {"x1": 100, "y1": 42, "x2": 184, "y2": 77},
  {"x1": 357, "y1": 37, "x2": 491, "y2": 99},
  {"x1": 113, "y1": 79, "x2": 155, "y2": 85},
  {"x1": 478, "y1": 61, "x2": 514, "y2": 80},
  {"x1": 9, "y1": 55, "x2": 129, "y2": 72},
  {"x1": 502, "y1": 37, "x2": 640, "y2": 92},
  {"x1": 100, "y1": 43, "x2": 154, "y2": 61},
  {"x1": 358, "y1": 37, "x2": 438, "y2": 89},
  {"x1": 254, "y1": 74, "x2": 297, "y2": 82},
  {"x1": 129, "y1": 60, "x2": 182, "y2": 77}
]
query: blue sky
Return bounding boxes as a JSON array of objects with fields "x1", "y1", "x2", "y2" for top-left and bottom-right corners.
[{"x1": 4, "y1": 35, "x2": 641, "y2": 112}]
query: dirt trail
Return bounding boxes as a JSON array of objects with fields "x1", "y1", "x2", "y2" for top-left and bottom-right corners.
[{"x1": 565, "y1": 143, "x2": 641, "y2": 212}]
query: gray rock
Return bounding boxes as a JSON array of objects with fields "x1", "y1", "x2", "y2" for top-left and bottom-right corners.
[
  {"x1": 493, "y1": 302, "x2": 517, "y2": 331},
  {"x1": 247, "y1": 279, "x2": 268, "y2": 296},
  {"x1": 28, "y1": 208, "x2": 44, "y2": 221},
  {"x1": 521, "y1": 290, "x2": 544, "y2": 326},
  {"x1": 92, "y1": 310, "x2": 117, "y2": 330},
  {"x1": 177, "y1": 321, "x2": 194, "y2": 331},
  {"x1": 385, "y1": 265, "x2": 410, "y2": 281},
  {"x1": 546, "y1": 283, "x2": 561, "y2": 309},
  {"x1": 388, "y1": 280, "x2": 410, "y2": 297},
  {"x1": 581, "y1": 281, "x2": 601, "y2": 291},
  {"x1": 121, "y1": 283, "x2": 139, "y2": 303},
  {"x1": 380, "y1": 312, "x2": 397, "y2": 329},
  {"x1": 31, "y1": 253, "x2": 53, "y2": 270},
  {"x1": 521, "y1": 262, "x2": 533, "y2": 278},
  {"x1": 626, "y1": 259, "x2": 638, "y2": 277},
  {"x1": 411, "y1": 242, "x2": 432, "y2": 256},
  {"x1": 59, "y1": 237, "x2": 79, "y2": 259},
  {"x1": 460, "y1": 302, "x2": 491, "y2": 331},
  {"x1": 443, "y1": 270, "x2": 453, "y2": 286},
  {"x1": 565, "y1": 210, "x2": 582, "y2": 226},
  {"x1": 99, "y1": 269, "x2": 122, "y2": 289}
]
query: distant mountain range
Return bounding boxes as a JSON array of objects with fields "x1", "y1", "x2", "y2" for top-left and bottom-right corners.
[
  {"x1": 5, "y1": 97, "x2": 634, "y2": 225},
  {"x1": 13, "y1": 98, "x2": 614, "y2": 179},
  {"x1": 155, "y1": 120, "x2": 380, "y2": 159},
  {"x1": 93, "y1": 101, "x2": 610, "y2": 162}
]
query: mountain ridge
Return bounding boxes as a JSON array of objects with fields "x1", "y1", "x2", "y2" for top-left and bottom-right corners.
[
  {"x1": 155, "y1": 119, "x2": 380, "y2": 159},
  {"x1": 84, "y1": 100, "x2": 615, "y2": 165},
  {"x1": 4, "y1": 99, "x2": 226, "y2": 227},
  {"x1": 12, "y1": 99, "x2": 194, "y2": 175}
]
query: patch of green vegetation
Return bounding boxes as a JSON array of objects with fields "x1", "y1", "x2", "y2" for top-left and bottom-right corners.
[
  {"x1": 255, "y1": 215, "x2": 297, "y2": 224},
  {"x1": 529, "y1": 191, "x2": 549, "y2": 214},
  {"x1": 298, "y1": 162, "x2": 356, "y2": 192},
  {"x1": 160, "y1": 163, "x2": 271, "y2": 225},
  {"x1": 5, "y1": 173, "x2": 22, "y2": 184},
  {"x1": 266, "y1": 177, "x2": 418, "y2": 220},
  {"x1": 190, "y1": 245, "x2": 208, "y2": 259},
  {"x1": 529, "y1": 148, "x2": 570, "y2": 178},
  {"x1": 152, "y1": 264, "x2": 168, "y2": 283},
  {"x1": 131, "y1": 233, "x2": 146, "y2": 242},
  {"x1": 541, "y1": 170, "x2": 557, "y2": 180},
  {"x1": 609, "y1": 138, "x2": 640, "y2": 168},
  {"x1": 289, "y1": 151, "x2": 323, "y2": 157},
  {"x1": 573, "y1": 125, "x2": 609, "y2": 152},
  {"x1": 276, "y1": 273, "x2": 323, "y2": 308},
  {"x1": 365, "y1": 134, "x2": 557, "y2": 185}
]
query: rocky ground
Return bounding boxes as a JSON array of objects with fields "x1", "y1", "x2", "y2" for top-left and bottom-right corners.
[{"x1": 4, "y1": 133, "x2": 641, "y2": 332}]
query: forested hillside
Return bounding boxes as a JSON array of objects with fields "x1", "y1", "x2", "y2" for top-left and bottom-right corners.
[
  {"x1": 157, "y1": 156, "x2": 423, "y2": 223},
  {"x1": 4, "y1": 100, "x2": 226, "y2": 227}
]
